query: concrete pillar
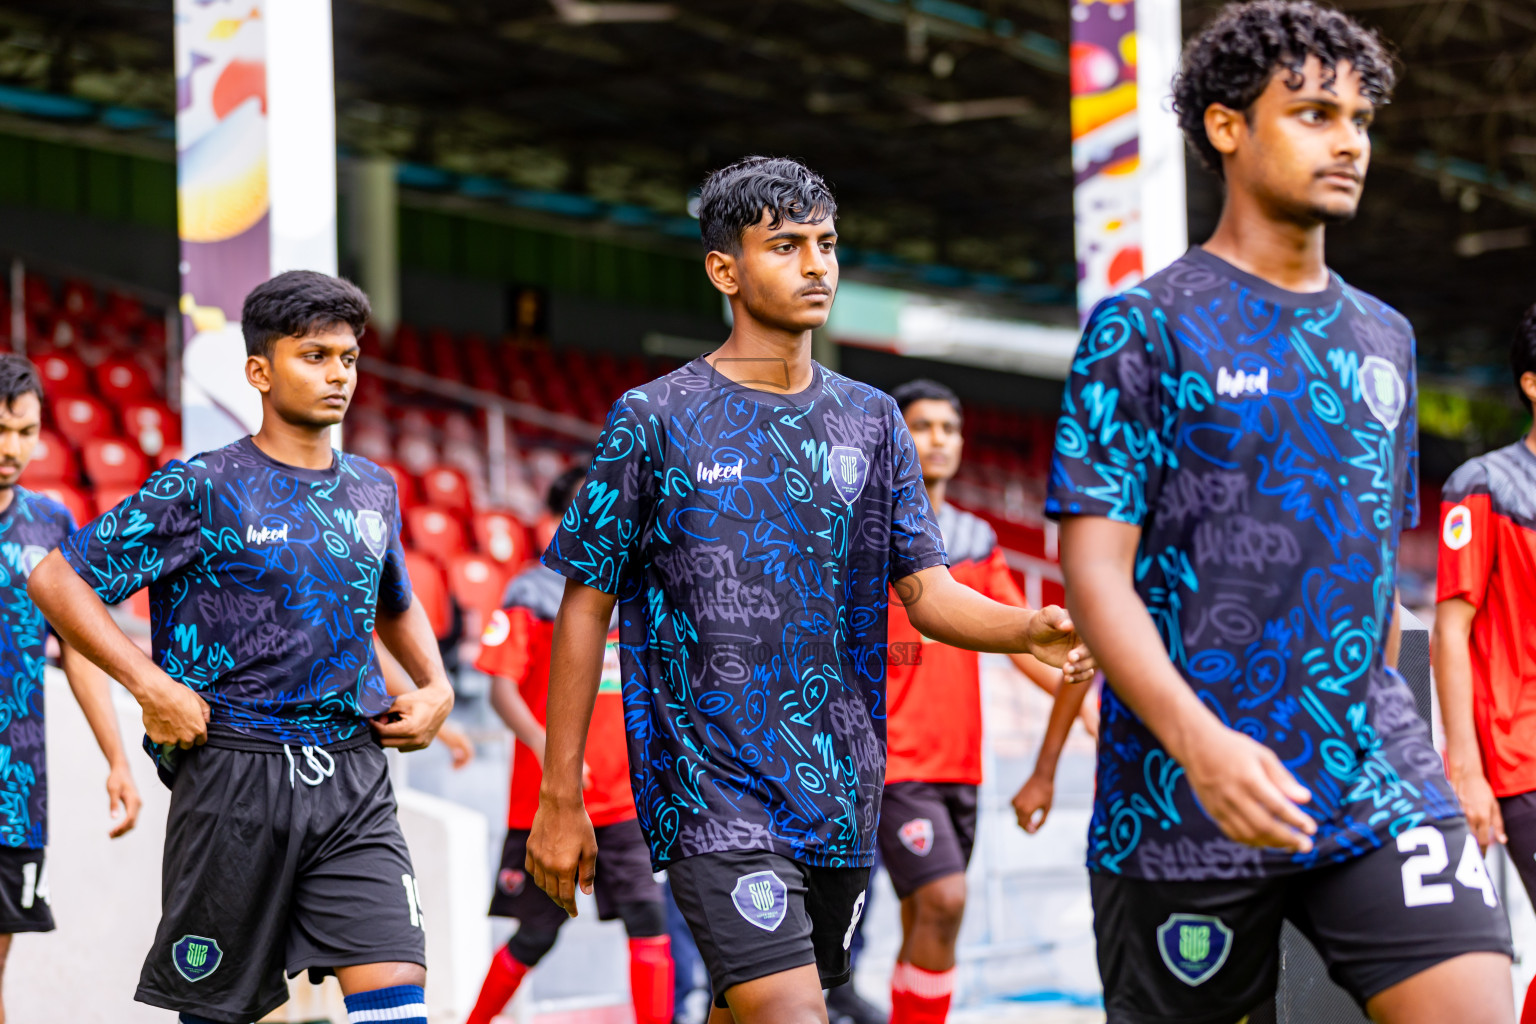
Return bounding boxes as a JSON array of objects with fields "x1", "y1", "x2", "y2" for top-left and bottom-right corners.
[{"x1": 351, "y1": 157, "x2": 400, "y2": 335}]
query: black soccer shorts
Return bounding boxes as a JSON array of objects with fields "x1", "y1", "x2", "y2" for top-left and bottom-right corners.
[
  {"x1": 1497, "y1": 791, "x2": 1536, "y2": 905},
  {"x1": 0, "y1": 847, "x2": 53, "y2": 934},
  {"x1": 876, "y1": 780, "x2": 978, "y2": 899},
  {"x1": 135, "y1": 735, "x2": 426, "y2": 1024},
  {"x1": 491, "y1": 817, "x2": 661, "y2": 929},
  {"x1": 1092, "y1": 816, "x2": 1513, "y2": 1024},
  {"x1": 666, "y1": 849, "x2": 869, "y2": 1008}
]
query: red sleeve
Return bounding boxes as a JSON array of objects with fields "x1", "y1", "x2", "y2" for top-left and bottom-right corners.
[
  {"x1": 1435, "y1": 492, "x2": 1494, "y2": 609},
  {"x1": 983, "y1": 546, "x2": 1030, "y2": 608},
  {"x1": 474, "y1": 606, "x2": 534, "y2": 683}
]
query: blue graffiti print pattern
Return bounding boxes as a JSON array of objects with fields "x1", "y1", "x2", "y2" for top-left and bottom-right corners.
[
  {"x1": 0, "y1": 489, "x2": 75, "y2": 848},
  {"x1": 544, "y1": 357, "x2": 947, "y2": 870},
  {"x1": 1048, "y1": 248, "x2": 1450, "y2": 881},
  {"x1": 62, "y1": 437, "x2": 412, "y2": 748}
]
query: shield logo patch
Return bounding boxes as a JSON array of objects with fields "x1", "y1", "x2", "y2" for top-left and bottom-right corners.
[
  {"x1": 898, "y1": 818, "x2": 934, "y2": 857},
  {"x1": 1359, "y1": 355, "x2": 1406, "y2": 431},
  {"x1": 356, "y1": 509, "x2": 388, "y2": 559},
  {"x1": 1156, "y1": 914, "x2": 1233, "y2": 987},
  {"x1": 829, "y1": 445, "x2": 869, "y2": 504},
  {"x1": 172, "y1": 934, "x2": 223, "y2": 983},
  {"x1": 730, "y1": 870, "x2": 788, "y2": 932}
]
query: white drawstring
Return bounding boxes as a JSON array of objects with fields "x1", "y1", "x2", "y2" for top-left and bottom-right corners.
[{"x1": 283, "y1": 744, "x2": 336, "y2": 788}]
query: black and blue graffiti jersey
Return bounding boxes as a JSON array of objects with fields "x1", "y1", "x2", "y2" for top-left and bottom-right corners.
[
  {"x1": 543, "y1": 357, "x2": 947, "y2": 870},
  {"x1": 1048, "y1": 247, "x2": 1451, "y2": 881},
  {"x1": 61, "y1": 436, "x2": 412, "y2": 749},
  {"x1": 0, "y1": 489, "x2": 76, "y2": 848}
]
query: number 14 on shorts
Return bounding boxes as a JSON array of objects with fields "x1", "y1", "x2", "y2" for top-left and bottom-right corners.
[{"x1": 1398, "y1": 826, "x2": 1497, "y2": 908}]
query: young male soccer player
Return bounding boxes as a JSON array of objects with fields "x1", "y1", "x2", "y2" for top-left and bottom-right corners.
[
  {"x1": 1433, "y1": 305, "x2": 1536, "y2": 1022},
  {"x1": 1047, "y1": 4, "x2": 1514, "y2": 1022},
  {"x1": 28, "y1": 271, "x2": 454, "y2": 1024},
  {"x1": 879, "y1": 378, "x2": 1094, "y2": 1023},
  {"x1": 466, "y1": 466, "x2": 672, "y2": 1024},
  {"x1": 0, "y1": 353, "x2": 142, "y2": 1022},
  {"x1": 525, "y1": 155, "x2": 1095, "y2": 1024}
]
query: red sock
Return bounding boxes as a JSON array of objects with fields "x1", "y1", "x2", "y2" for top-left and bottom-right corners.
[
  {"x1": 1521, "y1": 973, "x2": 1536, "y2": 1024},
  {"x1": 466, "y1": 946, "x2": 531, "y2": 1024},
  {"x1": 629, "y1": 935, "x2": 674, "y2": 1024},
  {"x1": 890, "y1": 961, "x2": 956, "y2": 1024}
]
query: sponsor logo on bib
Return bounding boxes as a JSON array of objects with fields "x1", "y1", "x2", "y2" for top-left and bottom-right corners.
[
  {"x1": 172, "y1": 934, "x2": 223, "y2": 983},
  {"x1": 730, "y1": 870, "x2": 788, "y2": 931},
  {"x1": 1156, "y1": 914, "x2": 1232, "y2": 986}
]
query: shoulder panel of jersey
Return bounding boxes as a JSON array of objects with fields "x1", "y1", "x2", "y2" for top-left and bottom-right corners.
[
  {"x1": 937, "y1": 503, "x2": 997, "y2": 565},
  {"x1": 500, "y1": 564, "x2": 567, "y2": 620},
  {"x1": 16, "y1": 486, "x2": 74, "y2": 531},
  {"x1": 1444, "y1": 442, "x2": 1536, "y2": 531}
]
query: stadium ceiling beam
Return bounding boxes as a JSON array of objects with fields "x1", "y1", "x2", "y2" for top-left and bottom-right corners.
[{"x1": 830, "y1": 0, "x2": 1067, "y2": 75}]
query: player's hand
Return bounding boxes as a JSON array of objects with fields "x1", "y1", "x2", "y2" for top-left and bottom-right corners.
[
  {"x1": 1024, "y1": 606, "x2": 1096, "y2": 683},
  {"x1": 526, "y1": 797, "x2": 597, "y2": 917},
  {"x1": 1451, "y1": 768, "x2": 1506, "y2": 853},
  {"x1": 1184, "y1": 723, "x2": 1316, "y2": 853},
  {"x1": 106, "y1": 762, "x2": 141, "y2": 839},
  {"x1": 372, "y1": 679, "x2": 454, "y2": 751},
  {"x1": 436, "y1": 723, "x2": 475, "y2": 769},
  {"x1": 141, "y1": 676, "x2": 210, "y2": 749},
  {"x1": 1013, "y1": 772, "x2": 1055, "y2": 834}
]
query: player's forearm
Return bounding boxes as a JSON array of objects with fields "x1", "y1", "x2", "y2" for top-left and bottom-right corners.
[
  {"x1": 903, "y1": 567, "x2": 1037, "y2": 654},
  {"x1": 541, "y1": 586, "x2": 612, "y2": 802},
  {"x1": 61, "y1": 646, "x2": 130, "y2": 769},
  {"x1": 374, "y1": 596, "x2": 452, "y2": 694},
  {"x1": 1032, "y1": 674, "x2": 1090, "y2": 780},
  {"x1": 28, "y1": 551, "x2": 166, "y2": 702},
  {"x1": 1432, "y1": 605, "x2": 1483, "y2": 778},
  {"x1": 1008, "y1": 652, "x2": 1061, "y2": 696},
  {"x1": 489, "y1": 674, "x2": 546, "y2": 753}
]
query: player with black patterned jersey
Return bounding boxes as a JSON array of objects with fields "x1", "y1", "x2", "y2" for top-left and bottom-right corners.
[{"x1": 30, "y1": 272, "x2": 454, "y2": 1024}]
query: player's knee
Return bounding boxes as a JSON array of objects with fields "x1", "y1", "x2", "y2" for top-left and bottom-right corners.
[
  {"x1": 506, "y1": 925, "x2": 561, "y2": 967},
  {"x1": 913, "y1": 874, "x2": 967, "y2": 932},
  {"x1": 615, "y1": 898, "x2": 666, "y2": 939}
]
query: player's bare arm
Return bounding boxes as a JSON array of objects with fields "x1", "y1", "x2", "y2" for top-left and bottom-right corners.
[
  {"x1": 525, "y1": 578, "x2": 613, "y2": 917},
  {"x1": 374, "y1": 635, "x2": 470, "y2": 766},
  {"x1": 1013, "y1": 672, "x2": 1094, "y2": 835},
  {"x1": 1058, "y1": 515, "x2": 1316, "y2": 854},
  {"x1": 29, "y1": 550, "x2": 210, "y2": 749},
  {"x1": 897, "y1": 564, "x2": 1095, "y2": 683},
  {"x1": 1433, "y1": 597, "x2": 1504, "y2": 851},
  {"x1": 59, "y1": 641, "x2": 142, "y2": 838},
  {"x1": 372, "y1": 594, "x2": 455, "y2": 751},
  {"x1": 489, "y1": 668, "x2": 592, "y2": 789}
]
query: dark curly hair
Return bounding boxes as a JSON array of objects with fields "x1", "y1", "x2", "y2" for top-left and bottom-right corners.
[
  {"x1": 241, "y1": 270, "x2": 371, "y2": 358},
  {"x1": 1513, "y1": 304, "x2": 1536, "y2": 414},
  {"x1": 1173, "y1": 1, "x2": 1397, "y2": 177},
  {"x1": 698, "y1": 156, "x2": 837, "y2": 256}
]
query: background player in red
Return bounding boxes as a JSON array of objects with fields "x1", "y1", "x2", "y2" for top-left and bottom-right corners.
[
  {"x1": 879, "y1": 379, "x2": 1097, "y2": 1024},
  {"x1": 465, "y1": 466, "x2": 673, "y2": 1024},
  {"x1": 1434, "y1": 304, "x2": 1536, "y2": 1022}
]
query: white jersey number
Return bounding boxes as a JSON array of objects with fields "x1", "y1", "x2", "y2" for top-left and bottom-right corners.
[{"x1": 1397, "y1": 826, "x2": 1498, "y2": 908}]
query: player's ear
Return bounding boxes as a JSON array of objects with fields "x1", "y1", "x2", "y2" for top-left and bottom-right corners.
[
  {"x1": 1204, "y1": 102, "x2": 1244, "y2": 161},
  {"x1": 705, "y1": 250, "x2": 740, "y2": 297},
  {"x1": 245, "y1": 352, "x2": 273, "y2": 395}
]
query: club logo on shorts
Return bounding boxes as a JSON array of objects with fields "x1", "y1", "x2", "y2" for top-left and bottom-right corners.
[
  {"x1": 498, "y1": 868, "x2": 526, "y2": 896},
  {"x1": 899, "y1": 818, "x2": 934, "y2": 857},
  {"x1": 1359, "y1": 355, "x2": 1407, "y2": 431},
  {"x1": 1156, "y1": 914, "x2": 1232, "y2": 987},
  {"x1": 356, "y1": 509, "x2": 388, "y2": 559},
  {"x1": 829, "y1": 446, "x2": 869, "y2": 504},
  {"x1": 730, "y1": 870, "x2": 788, "y2": 931},
  {"x1": 1443, "y1": 504, "x2": 1473, "y2": 551},
  {"x1": 842, "y1": 890, "x2": 867, "y2": 951},
  {"x1": 172, "y1": 934, "x2": 223, "y2": 983}
]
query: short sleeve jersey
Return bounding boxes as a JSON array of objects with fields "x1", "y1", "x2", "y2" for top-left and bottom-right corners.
[
  {"x1": 62, "y1": 436, "x2": 413, "y2": 748},
  {"x1": 0, "y1": 489, "x2": 76, "y2": 849},
  {"x1": 885, "y1": 503, "x2": 1027, "y2": 786},
  {"x1": 1048, "y1": 247, "x2": 1451, "y2": 881},
  {"x1": 1436, "y1": 441, "x2": 1536, "y2": 797},
  {"x1": 475, "y1": 564, "x2": 635, "y2": 830},
  {"x1": 543, "y1": 357, "x2": 947, "y2": 870}
]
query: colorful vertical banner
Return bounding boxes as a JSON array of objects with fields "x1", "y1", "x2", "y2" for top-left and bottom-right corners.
[{"x1": 1070, "y1": 0, "x2": 1186, "y2": 325}]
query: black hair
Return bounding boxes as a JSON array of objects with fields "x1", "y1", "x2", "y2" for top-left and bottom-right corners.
[
  {"x1": 698, "y1": 156, "x2": 837, "y2": 256},
  {"x1": 0, "y1": 355, "x2": 43, "y2": 414},
  {"x1": 1172, "y1": 1, "x2": 1397, "y2": 178},
  {"x1": 546, "y1": 464, "x2": 589, "y2": 517},
  {"x1": 1513, "y1": 304, "x2": 1536, "y2": 414},
  {"x1": 891, "y1": 378, "x2": 962, "y2": 419},
  {"x1": 241, "y1": 270, "x2": 371, "y2": 358}
]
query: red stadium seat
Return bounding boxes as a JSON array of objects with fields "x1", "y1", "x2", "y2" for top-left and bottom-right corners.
[
  {"x1": 119, "y1": 400, "x2": 179, "y2": 458},
  {"x1": 473, "y1": 511, "x2": 530, "y2": 566},
  {"x1": 23, "y1": 278, "x2": 53, "y2": 316},
  {"x1": 446, "y1": 553, "x2": 508, "y2": 634},
  {"x1": 406, "y1": 507, "x2": 467, "y2": 565},
  {"x1": 53, "y1": 395, "x2": 116, "y2": 447},
  {"x1": 420, "y1": 465, "x2": 472, "y2": 516},
  {"x1": 82, "y1": 438, "x2": 150, "y2": 488},
  {"x1": 33, "y1": 482, "x2": 92, "y2": 527},
  {"x1": 92, "y1": 483, "x2": 140, "y2": 518},
  {"x1": 24, "y1": 429, "x2": 77, "y2": 484},
  {"x1": 377, "y1": 461, "x2": 420, "y2": 514},
  {"x1": 35, "y1": 351, "x2": 91, "y2": 396},
  {"x1": 61, "y1": 280, "x2": 98, "y2": 320},
  {"x1": 402, "y1": 550, "x2": 451, "y2": 640},
  {"x1": 93, "y1": 356, "x2": 157, "y2": 406}
]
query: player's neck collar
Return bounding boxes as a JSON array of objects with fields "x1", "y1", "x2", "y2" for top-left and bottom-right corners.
[{"x1": 1186, "y1": 246, "x2": 1343, "y2": 308}]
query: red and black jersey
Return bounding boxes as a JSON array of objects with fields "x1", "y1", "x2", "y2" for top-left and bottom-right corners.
[
  {"x1": 1436, "y1": 440, "x2": 1536, "y2": 797},
  {"x1": 885, "y1": 503, "x2": 1029, "y2": 786}
]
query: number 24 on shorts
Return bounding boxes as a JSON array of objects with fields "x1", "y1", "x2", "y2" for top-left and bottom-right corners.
[{"x1": 1398, "y1": 826, "x2": 1497, "y2": 909}]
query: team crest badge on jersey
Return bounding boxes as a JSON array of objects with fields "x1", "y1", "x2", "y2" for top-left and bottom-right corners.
[
  {"x1": 1443, "y1": 504, "x2": 1473, "y2": 551},
  {"x1": 829, "y1": 446, "x2": 869, "y2": 504},
  {"x1": 1156, "y1": 914, "x2": 1232, "y2": 986},
  {"x1": 730, "y1": 870, "x2": 788, "y2": 931},
  {"x1": 898, "y1": 818, "x2": 934, "y2": 856},
  {"x1": 172, "y1": 934, "x2": 223, "y2": 983},
  {"x1": 19, "y1": 545, "x2": 47, "y2": 577},
  {"x1": 1359, "y1": 355, "x2": 1407, "y2": 431},
  {"x1": 482, "y1": 609, "x2": 511, "y2": 648},
  {"x1": 356, "y1": 509, "x2": 388, "y2": 559}
]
